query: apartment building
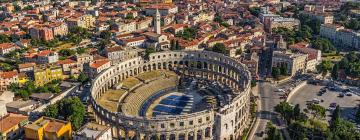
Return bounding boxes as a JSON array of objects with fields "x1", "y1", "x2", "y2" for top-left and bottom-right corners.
[{"x1": 33, "y1": 64, "x2": 63, "y2": 86}]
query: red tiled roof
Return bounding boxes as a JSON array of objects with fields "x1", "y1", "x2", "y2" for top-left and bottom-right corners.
[
  {"x1": 90, "y1": 60, "x2": 109, "y2": 69},
  {"x1": 0, "y1": 43, "x2": 16, "y2": 50},
  {"x1": 56, "y1": 59, "x2": 76, "y2": 65},
  {"x1": 44, "y1": 121, "x2": 65, "y2": 133},
  {"x1": 18, "y1": 63, "x2": 36, "y2": 69},
  {"x1": 0, "y1": 71, "x2": 18, "y2": 79},
  {"x1": 0, "y1": 113, "x2": 28, "y2": 133},
  {"x1": 37, "y1": 50, "x2": 53, "y2": 57}
]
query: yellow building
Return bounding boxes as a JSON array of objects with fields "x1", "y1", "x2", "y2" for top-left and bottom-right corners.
[
  {"x1": 34, "y1": 64, "x2": 63, "y2": 87},
  {"x1": 18, "y1": 72, "x2": 29, "y2": 86},
  {"x1": 67, "y1": 14, "x2": 95, "y2": 29},
  {"x1": 0, "y1": 113, "x2": 29, "y2": 140},
  {"x1": 24, "y1": 117, "x2": 72, "y2": 140},
  {"x1": 80, "y1": 14, "x2": 95, "y2": 29}
]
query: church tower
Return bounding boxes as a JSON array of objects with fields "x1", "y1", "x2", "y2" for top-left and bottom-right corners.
[{"x1": 154, "y1": 8, "x2": 161, "y2": 34}]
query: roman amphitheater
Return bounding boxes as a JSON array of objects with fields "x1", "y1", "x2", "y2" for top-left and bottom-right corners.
[{"x1": 90, "y1": 51, "x2": 252, "y2": 140}]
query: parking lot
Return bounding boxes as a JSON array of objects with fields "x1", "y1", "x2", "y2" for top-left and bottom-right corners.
[{"x1": 288, "y1": 84, "x2": 360, "y2": 122}]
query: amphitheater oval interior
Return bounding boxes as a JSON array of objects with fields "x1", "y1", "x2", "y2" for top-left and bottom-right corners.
[{"x1": 90, "y1": 50, "x2": 252, "y2": 140}]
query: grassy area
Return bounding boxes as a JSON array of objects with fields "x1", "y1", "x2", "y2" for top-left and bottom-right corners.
[
  {"x1": 121, "y1": 77, "x2": 141, "y2": 89},
  {"x1": 136, "y1": 71, "x2": 162, "y2": 81},
  {"x1": 96, "y1": 89, "x2": 126, "y2": 112},
  {"x1": 322, "y1": 55, "x2": 343, "y2": 62},
  {"x1": 54, "y1": 42, "x2": 75, "y2": 51}
]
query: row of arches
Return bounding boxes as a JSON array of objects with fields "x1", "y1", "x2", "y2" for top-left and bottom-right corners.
[{"x1": 90, "y1": 51, "x2": 252, "y2": 140}]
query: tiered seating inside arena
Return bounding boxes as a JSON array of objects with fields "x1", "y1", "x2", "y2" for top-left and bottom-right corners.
[
  {"x1": 136, "y1": 71, "x2": 162, "y2": 81},
  {"x1": 97, "y1": 89, "x2": 127, "y2": 112},
  {"x1": 120, "y1": 77, "x2": 142, "y2": 90},
  {"x1": 121, "y1": 76, "x2": 178, "y2": 116}
]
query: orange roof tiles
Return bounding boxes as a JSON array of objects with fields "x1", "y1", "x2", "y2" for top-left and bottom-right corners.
[
  {"x1": 18, "y1": 63, "x2": 36, "y2": 69},
  {"x1": 0, "y1": 113, "x2": 28, "y2": 133},
  {"x1": 145, "y1": 3, "x2": 176, "y2": 10},
  {"x1": 0, "y1": 71, "x2": 18, "y2": 79},
  {"x1": 44, "y1": 121, "x2": 64, "y2": 133},
  {"x1": 0, "y1": 43, "x2": 16, "y2": 50},
  {"x1": 56, "y1": 59, "x2": 76, "y2": 65},
  {"x1": 37, "y1": 50, "x2": 53, "y2": 57},
  {"x1": 90, "y1": 60, "x2": 110, "y2": 69}
]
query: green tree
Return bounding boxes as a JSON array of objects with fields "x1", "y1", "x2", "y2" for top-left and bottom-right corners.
[
  {"x1": 355, "y1": 105, "x2": 360, "y2": 124},
  {"x1": 275, "y1": 101, "x2": 294, "y2": 123},
  {"x1": 308, "y1": 104, "x2": 326, "y2": 119},
  {"x1": 272, "y1": 67, "x2": 281, "y2": 79},
  {"x1": 316, "y1": 60, "x2": 333, "y2": 77},
  {"x1": 211, "y1": 43, "x2": 227, "y2": 54},
  {"x1": 0, "y1": 34, "x2": 10, "y2": 43},
  {"x1": 265, "y1": 122, "x2": 283, "y2": 140},
  {"x1": 311, "y1": 37, "x2": 335, "y2": 53},
  {"x1": 76, "y1": 47, "x2": 86, "y2": 54},
  {"x1": 100, "y1": 30, "x2": 112, "y2": 40},
  {"x1": 345, "y1": 19, "x2": 360, "y2": 31},
  {"x1": 44, "y1": 97, "x2": 86, "y2": 130},
  {"x1": 23, "y1": 5, "x2": 33, "y2": 11},
  {"x1": 77, "y1": 72, "x2": 89, "y2": 84},
  {"x1": 59, "y1": 49, "x2": 76, "y2": 57},
  {"x1": 176, "y1": 27, "x2": 197, "y2": 40},
  {"x1": 44, "y1": 104, "x2": 59, "y2": 118},
  {"x1": 125, "y1": 13, "x2": 134, "y2": 19},
  {"x1": 280, "y1": 66, "x2": 288, "y2": 75},
  {"x1": 331, "y1": 63, "x2": 339, "y2": 80},
  {"x1": 293, "y1": 104, "x2": 301, "y2": 121},
  {"x1": 287, "y1": 121, "x2": 308, "y2": 140},
  {"x1": 145, "y1": 48, "x2": 156, "y2": 59},
  {"x1": 175, "y1": 40, "x2": 180, "y2": 50},
  {"x1": 249, "y1": 7, "x2": 261, "y2": 17}
]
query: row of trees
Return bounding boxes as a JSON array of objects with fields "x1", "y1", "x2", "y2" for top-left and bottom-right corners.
[
  {"x1": 319, "y1": 52, "x2": 360, "y2": 80},
  {"x1": 274, "y1": 102, "x2": 360, "y2": 140},
  {"x1": 272, "y1": 66, "x2": 288, "y2": 79},
  {"x1": 44, "y1": 97, "x2": 86, "y2": 130}
]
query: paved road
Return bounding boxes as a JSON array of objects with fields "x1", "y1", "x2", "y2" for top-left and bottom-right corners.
[{"x1": 251, "y1": 81, "x2": 289, "y2": 140}]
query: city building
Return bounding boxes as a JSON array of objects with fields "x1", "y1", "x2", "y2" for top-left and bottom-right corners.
[
  {"x1": 24, "y1": 117, "x2": 72, "y2": 140},
  {"x1": 104, "y1": 46, "x2": 139, "y2": 64},
  {"x1": 56, "y1": 59, "x2": 77, "y2": 75},
  {"x1": 268, "y1": 17, "x2": 300, "y2": 32},
  {"x1": 0, "y1": 43, "x2": 16, "y2": 56},
  {"x1": 0, "y1": 91, "x2": 14, "y2": 116},
  {"x1": 0, "y1": 113, "x2": 29, "y2": 140},
  {"x1": 86, "y1": 59, "x2": 111, "y2": 78},
  {"x1": 74, "y1": 122, "x2": 112, "y2": 140},
  {"x1": 29, "y1": 27, "x2": 54, "y2": 41},
  {"x1": 50, "y1": 22, "x2": 69, "y2": 37},
  {"x1": 320, "y1": 24, "x2": 360, "y2": 49},
  {"x1": 6, "y1": 100, "x2": 39, "y2": 115},
  {"x1": 272, "y1": 51, "x2": 308, "y2": 76},
  {"x1": 18, "y1": 63, "x2": 36, "y2": 73},
  {"x1": 118, "y1": 36, "x2": 147, "y2": 48},
  {"x1": 36, "y1": 50, "x2": 59, "y2": 64},
  {"x1": 144, "y1": 4, "x2": 178, "y2": 16},
  {"x1": 289, "y1": 43, "x2": 322, "y2": 72},
  {"x1": 0, "y1": 71, "x2": 18, "y2": 91},
  {"x1": 67, "y1": 14, "x2": 96, "y2": 29},
  {"x1": 33, "y1": 64, "x2": 63, "y2": 86}
]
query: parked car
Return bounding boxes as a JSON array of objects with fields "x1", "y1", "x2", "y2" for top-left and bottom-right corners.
[
  {"x1": 313, "y1": 98, "x2": 321, "y2": 104},
  {"x1": 339, "y1": 93, "x2": 345, "y2": 97}
]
